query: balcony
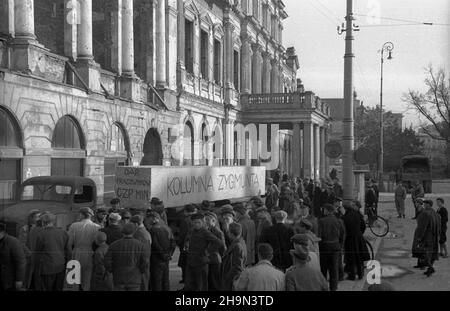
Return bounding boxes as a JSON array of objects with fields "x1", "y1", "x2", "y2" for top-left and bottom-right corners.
[{"x1": 240, "y1": 91, "x2": 331, "y2": 117}]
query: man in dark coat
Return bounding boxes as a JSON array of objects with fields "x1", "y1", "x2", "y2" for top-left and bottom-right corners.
[
  {"x1": 365, "y1": 184, "x2": 379, "y2": 221},
  {"x1": 411, "y1": 181, "x2": 425, "y2": 219},
  {"x1": 91, "y1": 232, "x2": 113, "y2": 291},
  {"x1": 177, "y1": 204, "x2": 197, "y2": 284},
  {"x1": 412, "y1": 200, "x2": 441, "y2": 277},
  {"x1": 234, "y1": 203, "x2": 256, "y2": 266},
  {"x1": 34, "y1": 213, "x2": 71, "y2": 291},
  {"x1": 147, "y1": 211, "x2": 176, "y2": 291},
  {"x1": 318, "y1": 204, "x2": 346, "y2": 291},
  {"x1": 101, "y1": 213, "x2": 123, "y2": 245},
  {"x1": 105, "y1": 223, "x2": 150, "y2": 291},
  {"x1": 184, "y1": 213, "x2": 224, "y2": 291},
  {"x1": 436, "y1": 198, "x2": 448, "y2": 258},
  {"x1": 0, "y1": 221, "x2": 26, "y2": 291},
  {"x1": 205, "y1": 212, "x2": 226, "y2": 291},
  {"x1": 222, "y1": 223, "x2": 247, "y2": 291},
  {"x1": 131, "y1": 215, "x2": 152, "y2": 291},
  {"x1": 342, "y1": 203, "x2": 370, "y2": 280},
  {"x1": 259, "y1": 211, "x2": 294, "y2": 272}
]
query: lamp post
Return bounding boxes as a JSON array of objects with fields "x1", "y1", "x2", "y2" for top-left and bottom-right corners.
[{"x1": 379, "y1": 41, "x2": 394, "y2": 179}]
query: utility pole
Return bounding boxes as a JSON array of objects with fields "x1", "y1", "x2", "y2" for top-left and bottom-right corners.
[{"x1": 338, "y1": 0, "x2": 358, "y2": 205}]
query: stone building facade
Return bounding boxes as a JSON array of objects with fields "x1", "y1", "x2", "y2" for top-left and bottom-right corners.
[{"x1": 0, "y1": 0, "x2": 331, "y2": 207}]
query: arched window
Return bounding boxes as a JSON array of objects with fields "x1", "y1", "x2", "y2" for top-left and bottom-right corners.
[
  {"x1": 200, "y1": 124, "x2": 209, "y2": 166},
  {"x1": 0, "y1": 107, "x2": 23, "y2": 208},
  {"x1": 141, "y1": 128, "x2": 163, "y2": 166},
  {"x1": 51, "y1": 116, "x2": 85, "y2": 177},
  {"x1": 105, "y1": 123, "x2": 130, "y2": 201},
  {"x1": 183, "y1": 122, "x2": 194, "y2": 166}
]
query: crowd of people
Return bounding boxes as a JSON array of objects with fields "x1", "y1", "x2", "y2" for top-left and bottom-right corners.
[{"x1": 1, "y1": 172, "x2": 447, "y2": 292}]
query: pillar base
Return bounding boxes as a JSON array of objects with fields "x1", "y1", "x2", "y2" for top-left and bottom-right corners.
[
  {"x1": 9, "y1": 39, "x2": 43, "y2": 73},
  {"x1": 120, "y1": 74, "x2": 142, "y2": 101},
  {"x1": 73, "y1": 58, "x2": 101, "y2": 92}
]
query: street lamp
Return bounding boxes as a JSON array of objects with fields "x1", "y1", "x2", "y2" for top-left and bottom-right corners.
[{"x1": 379, "y1": 41, "x2": 394, "y2": 179}]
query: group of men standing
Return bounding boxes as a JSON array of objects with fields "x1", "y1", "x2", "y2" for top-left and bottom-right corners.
[{"x1": 0, "y1": 197, "x2": 175, "y2": 291}]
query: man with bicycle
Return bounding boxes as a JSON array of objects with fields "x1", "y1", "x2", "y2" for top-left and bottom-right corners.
[{"x1": 365, "y1": 184, "x2": 378, "y2": 226}]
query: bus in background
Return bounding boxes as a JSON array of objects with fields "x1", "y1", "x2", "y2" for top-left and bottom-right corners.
[{"x1": 400, "y1": 155, "x2": 432, "y2": 193}]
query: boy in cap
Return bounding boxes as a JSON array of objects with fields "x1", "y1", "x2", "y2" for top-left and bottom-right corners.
[
  {"x1": 286, "y1": 234, "x2": 328, "y2": 291},
  {"x1": 184, "y1": 213, "x2": 224, "y2": 291},
  {"x1": 219, "y1": 206, "x2": 236, "y2": 248},
  {"x1": 91, "y1": 232, "x2": 113, "y2": 291},
  {"x1": 147, "y1": 211, "x2": 176, "y2": 291},
  {"x1": 105, "y1": 223, "x2": 149, "y2": 291},
  {"x1": 67, "y1": 207, "x2": 101, "y2": 291},
  {"x1": 110, "y1": 198, "x2": 121, "y2": 213},
  {"x1": 318, "y1": 204, "x2": 346, "y2": 291}
]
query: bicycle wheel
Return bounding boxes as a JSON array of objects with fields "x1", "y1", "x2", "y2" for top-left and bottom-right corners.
[
  {"x1": 365, "y1": 238, "x2": 374, "y2": 260},
  {"x1": 369, "y1": 216, "x2": 389, "y2": 237}
]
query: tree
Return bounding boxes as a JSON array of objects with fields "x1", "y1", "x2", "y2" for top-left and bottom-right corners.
[
  {"x1": 355, "y1": 107, "x2": 424, "y2": 172},
  {"x1": 402, "y1": 66, "x2": 450, "y2": 173}
]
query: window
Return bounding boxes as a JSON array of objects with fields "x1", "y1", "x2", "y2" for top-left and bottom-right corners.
[
  {"x1": 233, "y1": 50, "x2": 239, "y2": 90},
  {"x1": 74, "y1": 185, "x2": 94, "y2": 204},
  {"x1": 183, "y1": 122, "x2": 194, "y2": 166},
  {"x1": 0, "y1": 109, "x2": 21, "y2": 147},
  {"x1": 214, "y1": 39, "x2": 221, "y2": 83},
  {"x1": 185, "y1": 20, "x2": 194, "y2": 73},
  {"x1": 253, "y1": 0, "x2": 259, "y2": 20},
  {"x1": 200, "y1": 29, "x2": 209, "y2": 79},
  {"x1": 52, "y1": 116, "x2": 82, "y2": 149}
]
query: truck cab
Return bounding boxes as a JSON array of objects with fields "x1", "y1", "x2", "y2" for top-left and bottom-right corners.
[{"x1": 0, "y1": 176, "x2": 97, "y2": 236}]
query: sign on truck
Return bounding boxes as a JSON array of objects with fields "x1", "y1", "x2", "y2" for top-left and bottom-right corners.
[{"x1": 115, "y1": 166, "x2": 266, "y2": 209}]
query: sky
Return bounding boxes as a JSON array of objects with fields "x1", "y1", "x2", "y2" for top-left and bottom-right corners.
[{"x1": 283, "y1": 0, "x2": 450, "y2": 128}]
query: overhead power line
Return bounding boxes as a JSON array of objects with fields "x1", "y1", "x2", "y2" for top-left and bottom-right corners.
[{"x1": 355, "y1": 13, "x2": 450, "y2": 26}]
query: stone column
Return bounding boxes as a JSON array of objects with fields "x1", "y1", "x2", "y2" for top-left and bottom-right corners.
[
  {"x1": 176, "y1": 0, "x2": 185, "y2": 78},
  {"x1": 64, "y1": 0, "x2": 79, "y2": 60},
  {"x1": 251, "y1": 43, "x2": 262, "y2": 93},
  {"x1": 292, "y1": 123, "x2": 302, "y2": 178},
  {"x1": 314, "y1": 124, "x2": 321, "y2": 180},
  {"x1": 156, "y1": 0, "x2": 167, "y2": 88},
  {"x1": 121, "y1": 0, "x2": 134, "y2": 75},
  {"x1": 224, "y1": 11, "x2": 234, "y2": 90},
  {"x1": 262, "y1": 52, "x2": 271, "y2": 93},
  {"x1": 303, "y1": 122, "x2": 314, "y2": 180},
  {"x1": 240, "y1": 36, "x2": 252, "y2": 94},
  {"x1": 77, "y1": 0, "x2": 93, "y2": 59},
  {"x1": 270, "y1": 58, "x2": 278, "y2": 93},
  {"x1": 1, "y1": 0, "x2": 14, "y2": 37},
  {"x1": 320, "y1": 126, "x2": 326, "y2": 179},
  {"x1": 14, "y1": 0, "x2": 35, "y2": 41},
  {"x1": 110, "y1": 0, "x2": 123, "y2": 75},
  {"x1": 324, "y1": 126, "x2": 330, "y2": 176}
]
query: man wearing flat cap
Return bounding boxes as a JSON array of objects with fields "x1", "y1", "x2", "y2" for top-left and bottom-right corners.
[
  {"x1": 150, "y1": 198, "x2": 168, "y2": 226},
  {"x1": 131, "y1": 215, "x2": 152, "y2": 291},
  {"x1": 265, "y1": 178, "x2": 280, "y2": 212},
  {"x1": 234, "y1": 203, "x2": 256, "y2": 266},
  {"x1": 220, "y1": 205, "x2": 236, "y2": 248},
  {"x1": 286, "y1": 234, "x2": 328, "y2": 291},
  {"x1": 101, "y1": 213, "x2": 124, "y2": 245},
  {"x1": 317, "y1": 204, "x2": 345, "y2": 291},
  {"x1": 105, "y1": 223, "x2": 149, "y2": 291},
  {"x1": 177, "y1": 204, "x2": 198, "y2": 284},
  {"x1": 91, "y1": 232, "x2": 113, "y2": 291},
  {"x1": 204, "y1": 212, "x2": 226, "y2": 291},
  {"x1": 184, "y1": 213, "x2": 224, "y2": 291},
  {"x1": 33, "y1": 213, "x2": 71, "y2": 291},
  {"x1": 412, "y1": 199, "x2": 441, "y2": 276},
  {"x1": 68, "y1": 207, "x2": 101, "y2": 291},
  {"x1": 146, "y1": 211, "x2": 175, "y2": 291}
]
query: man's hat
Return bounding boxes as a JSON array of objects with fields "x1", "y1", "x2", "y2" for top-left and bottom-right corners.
[
  {"x1": 146, "y1": 210, "x2": 161, "y2": 219},
  {"x1": 191, "y1": 213, "x2": 205, "y2": 221},
  {"x1": 122, "y1": 223, "x2": 137, "y2": 235},
  {"x1": 40, "y1": 213, "x2": 56, "y2": 224},
  {"x1": 184, "y1": 204, "x2": 197, "y2": 214},
  {"x1": 233, "y1": 203, "x2": 248, "y2": 215},
  {"x1": 416, "y1": 198, "x2": 424, "y2": 203},
  {"x1": 109, "y1": 213, "x2": 122, "y2": 222},
  {"x1": 298, "y1": 219, "x2": 313, "y2": 231},
  {"x1": 150, "y1": 197, "x2": 163, "y2": 205},
  {"x1": 291, "y1": 234, "x2": 310, "y2": 246},
  {"x1": 121, "y1": 211, "x2": 132, "y2": 219},
  {"x1": 323, "y1": 204, "x2": 336, "y2": 213},
  {"x1": 334, "y1": 197, "x2": 343, "y2": 202},
  {"x1": 96, "y1": 206, "x2": 107, "y2": 213},
  {"x1": 255, "y1": 206, "x2": 268, "y2": 213},
  {"x1": 130, "y1": 215, "x2": 143, "y2": 224},
  {"x1": 80, "y1": 207, "x2": 94, "y2": 217},
  {"x1": 95, "y1": 232, "x2": 107, "y2": 244},
  {"x1": 204, "y1": 212, "x2": 218, "y2": 221},
  {"x1": 423, "y1": 199, "x2": 433, "y2": 206}
]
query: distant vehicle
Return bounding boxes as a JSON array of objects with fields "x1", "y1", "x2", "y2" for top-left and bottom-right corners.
[
  {"x1": 0, "y1": 176, "x2": 97, "y2": 236},
  {"x1": 400, "y1": 155, "x2": 432, "y2": 193}
]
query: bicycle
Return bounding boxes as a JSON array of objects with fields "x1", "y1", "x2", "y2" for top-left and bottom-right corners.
[{"x1": 365, "y1": 205, "x2": 389, "y2": 237}]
